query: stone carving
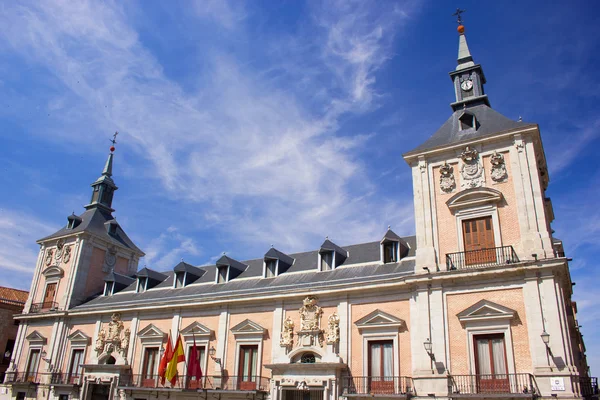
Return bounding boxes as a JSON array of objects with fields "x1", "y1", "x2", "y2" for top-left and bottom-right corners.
[
  {"x1": 95, "y1": 313, "x2": 129, "y2": 360},
  {"x1": 45, "y1": 249, "x2": 54, "y2": 266},
  {"x1": 62, "y1": 246, "x2": 72, "y2": 264},
  {"x1": 103, "y1": 247, "x2": 117, "y2": 272},
  {"x1": 280, "y1": 316, "x2": 294, "y2": 348},
  {"x1": 460, "y1": 146, "x2": 485, "y2": 189},
  {"x1": 326, "y1": 313, "x2": 340, "y2": 344},
  {"x1": 118, "y1": 389, "x2": 127, "y2": 400},
  {"x1": 55, "y1": 239, "x2": 65, "y2": 261},
  {"x1": 490, "y1": 151, "x2": 507, "y2": 182},
  {"x1": 297, "y1": 296, "x2": 324, "y2": 348},
  {"x1": 439, "y1": 162, "x2": 456, "y2": 193}
]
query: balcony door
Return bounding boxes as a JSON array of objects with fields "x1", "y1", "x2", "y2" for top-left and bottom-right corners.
[
  {"x1": 141, "y1": 347, "x2": 159, "y2": 387},
  {"x1": 25, "y1": 349, "x2": 41, "y2": 382},
  {"x1": 462, "y1": 217, "x2": 496, "y2": 265},
  {"x1": 238, "y1": 345, "x2": 258, "y2": 390},
  {"x1": 368, "y1": 341, "x2": 394, "y2": 394},
  {"x1": 474, "y1": 334, "x2": 509, "y2": 393},
  {"x1": 43, "y1": 283, "x2": 57, "y2": 309}
]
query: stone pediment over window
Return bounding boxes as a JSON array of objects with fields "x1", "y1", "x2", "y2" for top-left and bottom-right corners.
[
  {"x1": 42, "y1": 265, "x2": 64, "y2": 279},
  {"x1": 446, "y1": 187, "x2": 504, "y2": 211},
  {"x1": 457, "y1": 300, "x2": 516, "y2": 323},
  {"x1": 137, "y1": 324, "x2": 166, "y2": 344},
  {"x1": 180, "y1": 321, "x2": 213, "y2": 340},
  {"x1": 68, "y1": 330, "x2": 91, "y2": 346},
  {"x1": 355, "y1": 309, "x2": 405, "y2": 332},
  {"x1": 231, "y1": 319, "x2": 266, "y2": 338},
  {"x1": 26, "y1": 331, "x2": 47, "y2": 346}
]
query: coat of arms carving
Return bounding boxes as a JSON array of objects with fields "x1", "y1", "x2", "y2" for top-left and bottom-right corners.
[
  {"x1": 95, "y1": 312, "x2": 130, "y2": 362},
  {"x1": 45, "y1": 249, "x2": 54, "y2": 266},
  {"x1": 490, "y1": 151, "x2": 508, "y2": 182},
  {"x1": 297, "y1": 296, "x2": 324, "y2": 348},
  {"x1": 439, "y1": 162, "x2": 456, "y2": 193},
  {"x1": 55, "y1": 239, "x2": 65, "y2": 261},
  {"x1": 62, "y1": 246, "x2": 72, "y2": 264},
  {"x1": 460, "y1": 146, "x2": 485, "y2": 189}
]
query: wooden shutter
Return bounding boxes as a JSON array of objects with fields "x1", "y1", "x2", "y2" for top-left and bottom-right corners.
[{"x1": 462, "y1": 217, "x2": 496, "y2": 265}]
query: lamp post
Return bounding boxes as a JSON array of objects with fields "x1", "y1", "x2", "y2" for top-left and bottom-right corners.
[
  {"x1": 209, "y1": 346, "x2": 222, "y2": 365},
  {"x1": 423, "y1": 338, "x2": 434, "y2": 359},
  {"x1": 541, "y1": 331, "x2": 550, "y2": 347}
]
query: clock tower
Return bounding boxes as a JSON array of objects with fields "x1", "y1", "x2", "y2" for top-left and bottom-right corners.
[{"x1": 449, "y1": 18, "x2": 490, "y2": 111}]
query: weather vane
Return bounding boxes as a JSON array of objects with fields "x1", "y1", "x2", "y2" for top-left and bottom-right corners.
[
  {"x1": 109, "y1": 131, "x2": 118, "y2": 152},
  {"x1": 452, "y1": 8, "x2": 466, "y2": 25}
]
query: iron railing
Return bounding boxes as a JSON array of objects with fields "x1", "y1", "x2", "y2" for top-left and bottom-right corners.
[
  {"x1": 341, "y1": 376, "x2": 413, "y2": 395},
  {"x1": 3, "y1": 372, "x2": 46, "y2": 384},
  {"x1": 576, "y1": 376, "x2": 599, "y2": 397},
  {"x1": 29, "y1": 302, "x2": 59, "y2": 313},
  {"x1": 448, "y1": 373, "x2": 537, "y2": 395},
  {"x1": 446, "y1": 246, "x2": 519, "y2": 271},
  {"x1": 51, "y1": 372, "x2": 81, "y2": 385},
  {"x1": 118, "y1": 375, "x2": 269, "y2": 391}
]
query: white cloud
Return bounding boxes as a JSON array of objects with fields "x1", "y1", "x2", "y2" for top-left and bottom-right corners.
[{"x1": 142, "y1": 226, "x2": 202, "y2": 271}]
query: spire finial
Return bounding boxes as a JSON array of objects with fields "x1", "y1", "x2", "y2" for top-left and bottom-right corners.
[
  {"x1": 110, "y1": 131, "x2": 118, "y2": 153},
  {"x1": 453, "y1": 8, "x2": 466, "y2": 25},
  {"x1": 388, "y1": 225, "x2": 391, "y2": 230}
]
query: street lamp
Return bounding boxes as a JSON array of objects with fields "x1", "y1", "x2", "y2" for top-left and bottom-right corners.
[
  {"x1": 209, "y1": 346, "x2": 222, "y2": 365},
  {"x1": 423, "y1": 338, "x2": 433, "y2": 358},
  {"x1": 541, "y1": 331, "x2": 550, "y2": 347}
]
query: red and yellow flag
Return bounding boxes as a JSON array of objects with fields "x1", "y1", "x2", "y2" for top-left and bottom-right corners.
[
  {"x1": 165, "y1": 334, "x2": 185, "y2": 385},
  {"x1": 158, "y1": 332, "x2": 173, "y2": 385}
]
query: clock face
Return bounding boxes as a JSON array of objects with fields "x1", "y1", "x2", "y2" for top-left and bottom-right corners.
[{"x1": 461, "y1": 79, "x2": 473, "y2": 91}]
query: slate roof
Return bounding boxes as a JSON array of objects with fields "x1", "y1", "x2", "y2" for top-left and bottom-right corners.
[
  {"x1": 0, "y1": 286, "x2": 28, "y2": 307},
  {"x1": 37, "y1": 208, "x2": 144, "y2": 255},
  {"x1": 405, "y1": 104, "x2": 535, "y2": 156},
  {"x1": 73, "y1": 236, "x2": 416, "y2": 310}
]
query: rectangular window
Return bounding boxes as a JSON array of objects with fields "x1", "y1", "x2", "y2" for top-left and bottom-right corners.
[
  {"x1": 142, "y1": 347, "x2": 159, "y2": 380},
  {"x1": 265, "y1": 260, "x2": 277, "y2": 278},
  {"x1": 59, "y1": 394, "x2": 69, "y2": 400},
  {"x1": 16, "y1": 393, "x2": 26, "y2": 400},
  {"x1": 25, "y1": 349, "x2": 41, "y2": 382},
  {"x1": 474, "y1": 334, "x2": 509, "y2": 393},
  {"x1": 238, "y1": 345, "x2": 258, "y2": 390},
  {"x1": 321, "y1": 252, "x2": 333, "y2": 271},
  {"x1": 137, "y1": 278, "x2": 147, "y2": 293},
  {"x1": 368, "y1": 341, "x2": 394, "y2": 394},
  {"x1": 175, "y1": 272, "x2": 185, "y2": 288},
  {"x1": 43, "y1": 283, "x2": 57, "y2": 309},
  {"x1": 104, "y1": 282, "x2": 114, "y2": 296},
  {"x1": 68, "y1": 349, "x2": 84, "y2": 382},
  {"x1": 383, "y1": 242, "x2": 397, "y2": 263},
  {"x1": 217, "y1": 266, "x2": 228, "y2": 283}
]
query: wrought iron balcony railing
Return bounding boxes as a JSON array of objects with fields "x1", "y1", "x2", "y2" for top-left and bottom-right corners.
[
  {"x1": 341, "y1": 376, "x2": 413, "y2": 396},
  {"x1": 51, "y1": 372, "x2": 81, "y2": 385},
  {"x1": 576, "y1": 376, "x2": 599, "y2": 397},
  {"x1": 29, "y1": 302, "x2": 59, "y2": 313},
  {"x1": 118, "y1": 374, "x2": 269, "y2": 391},
  {"x1": 446, "y1": 246, "x2": 519, "y2": 271},
  {"x1": 3, "y1": 372, "x2": 47, "y2": 385},
  {"x1": 448, "y1": 373, "x2": 538, "y2": 395}
]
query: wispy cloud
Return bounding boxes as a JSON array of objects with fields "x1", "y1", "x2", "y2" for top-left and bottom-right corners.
[{"x1": 142, "y1": 226, "x2": 202, "y2": 271}]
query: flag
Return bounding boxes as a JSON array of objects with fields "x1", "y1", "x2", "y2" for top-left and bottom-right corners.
[
  {"x1": 165, "y1": 334, "x2": 185, "y2": 385},
  {"x1": 187, "y1": 334, "x2": 203, "y2": 382},
  {"x1": 158, "y1": 332, "x2": 173, "y2": 385}
]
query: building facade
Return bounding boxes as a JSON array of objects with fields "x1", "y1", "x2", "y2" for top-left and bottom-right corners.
[
  {"x1": 0, "y1": 287, "x2": 28, "y2": 383},
  {"x1": 1, "y1": 21, "x2": 597, "y2": 400}
]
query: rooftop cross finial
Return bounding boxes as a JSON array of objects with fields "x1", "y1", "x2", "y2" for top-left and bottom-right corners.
[
  {"x1": 110, "y1": 131, "x2": 118, "y2": 153},
  {"x1": 452, "y1": 8, "x2": 466, "y2": 25}
]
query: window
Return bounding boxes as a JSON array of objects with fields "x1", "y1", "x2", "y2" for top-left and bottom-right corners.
[
  {"x1": 101, "y1": 187, "x2": 113, "y2": 205},
  {"x1": 175, "y1": 272, "x2": 185, "y2": 288},
  {"x1": 16, "y1": 393, "x2": 26, "y2": 400},
  {"x1": 217, "y1": 266, "x2": 228, "y2": 283},
  {"x1": 3, "y1": 339, "x2": 15, "y2": 364},
  {"x1": 43, "y1": 282, "x2": 57, "y2": 309},
  {"x1": 91, "y1": 186, "x2": 100, "y2": 203},
  {"x1": 383, "y1": 242, "x2": 397, "y2": 263},
  {"x1": 459, "y1": 112, "x2": 476, "y2": 130},
  {"x1": 68, "y1": 349, "x2": 84, "y2": 381},
  {"x1": 104, "y1": 282, "x2": 114, "y2": 296},
  {"x1": 141, "y1": 347, "x2": 159, "y2": 387},
  {"x1": 474, "y1": 334, "x2": 509, "y2": 392},
  {"x1": 238, "y1": 345, "x2": 258, "y2": 390},
  {"x1": 265, "y1": 260, "x2": 277, "y2": 278},
  {"x1": 59, "y1": 395, "x2": 69, "y2": 400},
  {"x1": 25, "y1": 349, "x2": 41, "y2": 381},
  {"x1": 368, "y1": 341, "x2": 394, "y2": 394},
  {"x1": 108, "y1": 223, "x2": 117, "y2": 236},
  {"x1": 137, "y1": 277, "x2": 147, "y2": 293},
  {"x1": 321, "y1": 252, "x2": 333, "y2": 271}
]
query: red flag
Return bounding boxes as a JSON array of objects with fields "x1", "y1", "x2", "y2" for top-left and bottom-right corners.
[
  {"x1": 158, "y1": 332, "x2": 173, "y2": 385},
  {"x1": 187, "y1": 334, "x2": 203, "y2": 382}
]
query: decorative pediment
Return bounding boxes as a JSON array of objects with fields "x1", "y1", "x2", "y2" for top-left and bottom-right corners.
[
  {"x1": 355, "y1": 310, "x2": 405, "y2": 332},
  {"x1": 231, "y1": 319, "x2": 266, "y2": 337},
  {"x1": 446, "y1": 187, "x2": 504, "y2": 210},
  {"x1": 68, "y1": 330, "x2": 91, "y2": 346},
  {"x1": 42, "y1": 265, "x2": 64, "y2": 279},
  {"x1": 26, "y1": 331, "x2": 47, "y2": 346},
  {"x1": 137, "y1": 324, "x2": 166, "y2": 344},
  {"x1": 180, "y1": 321, "x2": 213, "y2": 340},
  {"x1": 457, "y1": 300, "x2": 516, "y2": 323}
]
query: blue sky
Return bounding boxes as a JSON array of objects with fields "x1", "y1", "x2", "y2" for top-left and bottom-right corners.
[{"x1": 1, "y1": 0, "x2": 599, "y2": 374}]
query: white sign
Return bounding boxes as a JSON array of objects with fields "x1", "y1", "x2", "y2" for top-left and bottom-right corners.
[{"x1": 551, "y1": 377, "x2": 565, "y2": 391}]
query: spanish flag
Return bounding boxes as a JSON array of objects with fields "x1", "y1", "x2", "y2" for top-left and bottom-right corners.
[{"x1": 165, "y1": 334, "x2": 185, "y2": 385}]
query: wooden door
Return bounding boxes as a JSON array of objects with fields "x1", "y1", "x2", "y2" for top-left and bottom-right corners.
[
  {"x1": 474, "y1": 334, "x2": 509, "y2": 393},
  {"x1": 462, "y1": 217, "x2": 496, "y2": 265},
  {"x1": 43, "y1": 283, "x2": 57, "y2": 309}
]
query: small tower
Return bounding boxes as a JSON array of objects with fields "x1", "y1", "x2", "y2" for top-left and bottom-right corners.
[{"x1": 25, "y1": 135, "x2": 144, "y2": 312}]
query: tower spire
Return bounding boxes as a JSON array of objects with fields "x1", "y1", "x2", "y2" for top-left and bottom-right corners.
[{"x1": 84, "y1": 132, "x2": 119, "y2": 213}]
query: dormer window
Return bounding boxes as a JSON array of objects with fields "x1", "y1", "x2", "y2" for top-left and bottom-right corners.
[
  {"x1": 380, "y1": 228, "x2": 409, "y2": 264},
  {"x1": 265, "y1": 259, "x2": 277, "y2": 278},
  {"x1": 320, "y1": 252, "x2": 333, "y2": 271},
  {"x1": 459, "y1": 112, "x2": 476, "y2": 131},
  {"x1": 174, "y1": 272, "x2": 186, "y2": 288},
  {"x1": 137, "y1": 277, "x2": 148, "y2": 293},
  {"x1": 67, "y1": 213, "x2": 82, "y2": 230},
  {"x1": 217, "y1": 266, "x2": 228, "y2": 283},
  {"x1": 383, "y1": 242, "x2": 398, "y2": 263},
  {"x1": 104, "y1": 281, "x2": 114, "y2": 296}
]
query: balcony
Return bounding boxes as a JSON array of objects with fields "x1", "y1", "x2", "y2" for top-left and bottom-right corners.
[
  {"x1": 29, "y1": 301, "x2": 59, "y2": 313},
  {"x1": 341, "y1": 376, "x2": 413, "y2": 396},
  {"x1": 118, "y1": 374, "x2": 270, "y2": 391},
  {"x1": 576, "y1": 377, "x2": 599, "y2": 397},
  {"x1": 3, "y1": 372, "x2": 47, "y2": 385},
  {"x1": 448, "y1": 373, "x2": 538, "y2": 397},
  {"x1": 446, "y1": 246, "x2": 519, "y2": 271},
  {"x1": 51, "y1": 372, "x2": 81, "y2": 386}
]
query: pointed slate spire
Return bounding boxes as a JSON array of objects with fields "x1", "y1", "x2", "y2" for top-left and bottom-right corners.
[
  {"x1": 102, "y1": 152, "x2": 114, "y2": 177},
  {"x1": 456, "y1": 33, "x2": 475, "y2": 71},
  {"x1": 84, "y1": 133, "x2": 119, "y2": 213}
]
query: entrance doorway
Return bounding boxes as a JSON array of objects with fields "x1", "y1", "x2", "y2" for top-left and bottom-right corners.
[
  {"x1": 89, "y1": 383, "x2": 111, "y2": 400},
  {"x1": 282, "y1": 389, "x2": 324, "y2": 400}
]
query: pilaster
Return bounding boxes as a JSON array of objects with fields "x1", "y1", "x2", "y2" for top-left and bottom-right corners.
[
  {"x1": 413, "y1": 157, "x2": 437, "y2": 271},
  {"x1": 216, "y1": 308, "x2": 229, "y2": 374}
]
